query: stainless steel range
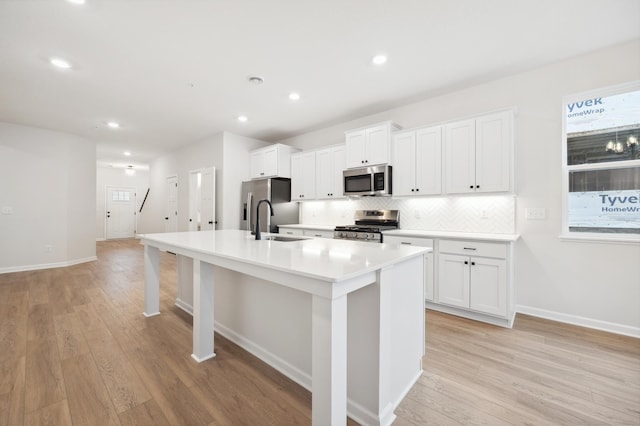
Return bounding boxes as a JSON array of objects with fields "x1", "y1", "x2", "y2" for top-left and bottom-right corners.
[{"x1": 334, "y1": 210, "x2": 399, "y2": 243}]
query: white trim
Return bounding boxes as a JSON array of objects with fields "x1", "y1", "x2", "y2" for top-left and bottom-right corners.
[
  {"x1": 515, "y1": 305, "x2": 640, "y2": 338},
  {"x1": 425, "y1": 301, "x2": 513, "y2": 328},
  {"x1": 96, "y1": 238, "x2": 106, "y2": 242},
  {"x1": 558, "y1": 233, "x2": 640, "y2": 245},
  {"x1": 174, "y1": 298, "x2": 193, "y2": 315},
  {"x1": 0, "y1": 256, "x2": 97, "y2": 274}
]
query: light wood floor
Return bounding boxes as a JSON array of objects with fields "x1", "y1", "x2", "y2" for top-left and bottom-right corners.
[{"x1": 0, "y1": 239, "x2": 638, "y2": 425}]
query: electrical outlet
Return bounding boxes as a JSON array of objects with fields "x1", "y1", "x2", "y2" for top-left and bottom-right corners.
[
  {"x1": 415, "y1": 209, "x2": 421, "y2": 219},
  {"x1": 480, "y1": 209, "x2": 489, "y2": 219},
  {"x1": 525, "y1": 207, "x2": 547, "y2": 220},
  {"x1": 1, "y1": 206, "x2": 12, "y2": 215},
  {"x1": 44, "y1": 244, "x2": 53, "y2": 253}
]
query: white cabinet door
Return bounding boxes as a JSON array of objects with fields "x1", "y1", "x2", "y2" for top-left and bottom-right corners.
[
  {"x1": 331, "y1": 145, "x2": 346, "y2": 198},
  {"x1": 315, "y1": 146, "x2": 344, "y2": 199},
  {"x1": 392, "y1": 132, "x2": 416, "y2": 196},
  {"x1": 444, "y1": 119, "x2": 476, "y2": 194},
  {"x1": 251, "y1": 146, "x2": 278, "y2": 178},
  {"x1": 385, "y1": 235, "x2": 435, "y2": 302},
  {"x1": 415, "y1": 126, "x2": 442, "y2": 195},
  {"x1": 437, "y1": 253, "x2": 470, "y2": 308},
  {"x1": 303, "y1": 229, "x2": 334, "y2": 238},
  {"x1": 475, "y1": 111, "x2": 511, "y2": 193},
  {"x1": 345, "y1": 129, "x2": 367, "y2": 168},
  {"x1": 366, "y1": 124, "x2": 390, "y2": 166},
  {"x1": 291, "y1": 152, "x2": 315, "y2": 201},
  {"x1": 470, "y1": 257, "x2": 507, "y2": 316}
]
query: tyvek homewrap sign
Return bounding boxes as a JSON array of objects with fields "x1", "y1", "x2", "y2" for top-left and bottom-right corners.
[
  {"x1": 566, "y1": 90, "x2": 640, "y2": 133},
  {"x1": 568, "y1": 190, "x2": 640, "y2": 229}
]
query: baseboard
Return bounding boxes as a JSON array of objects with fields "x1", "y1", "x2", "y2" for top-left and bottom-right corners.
[
  {"x1": 174, "y1": 299, "x2": 193, "y2": 315},
  {"x1": 96, "y1": 238, "x2": 106, "y2": 242},
  {"x1": 515, "y1": 304, "x2": 640, "y2": 338},
  {"x1": 0, "y1": 256, "x2": 97, "y2": 274},
  {"x1": 213, "y1": 321, "x2": 312, "y2": 391},
  {"x1": 425, "y1": 302, "x2": 513, "y2": 328}
]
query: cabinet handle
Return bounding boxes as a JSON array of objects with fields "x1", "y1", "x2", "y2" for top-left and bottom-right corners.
[
  {"x1": 361, "y1": 160, "x2": 365, "y2": 164},
  {"x1": 416, "y1": 188, "x2": 419, "y2": 192},
  {"x1": 400, "y1": 242, "x2": 412, "y2": 245},
  {"x1": 411, "y1": 189, "x2": 415, "y2": 192},
  {"x1": 286, "y1": 231, "x2": 293, "y2": 234},
  {"x1": 314, "y1": 234, "x2": 322, "y2": 237},
  {"x1": 469, "y1": 185, "x2": 474, "y2": 189},
  {"x1": 463, "y1": 247, "x2": 477, "y2": 251},
  {"x1": 471, "y1": 261, "x2": 476, "y2": 266},
  {"x1": 476, "y1": 185, "x2": 480, "y2": 189},
  {"x1": 464, "y1": 261, "x2": 469, "y2": 265}
]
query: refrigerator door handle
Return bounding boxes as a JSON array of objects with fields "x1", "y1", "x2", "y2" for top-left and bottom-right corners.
[{"x1": 246, "y1": 192, "x2": 253, "y2": 232}]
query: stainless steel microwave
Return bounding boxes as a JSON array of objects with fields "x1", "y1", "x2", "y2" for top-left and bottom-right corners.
[{"x1": 343, "y1": 165, "x2": 392, "y2": 196}]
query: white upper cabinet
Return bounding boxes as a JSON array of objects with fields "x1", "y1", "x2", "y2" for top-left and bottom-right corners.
[
  {"x1": 392, "y1": 125, "x2": 442, "y2": 196},
  {"x1": 250, "y1": 144, "x2": 299, "y2": 179},
  {"x1": 291, "y1": 151, "x2": 316, "y2": 201},
  {"x1": 345, "y1": 121, "x2": 400, "y2": 168},
  {"x1": 316, "y1": 145, "x2": 345, "y2": 199},
  {"x1": 444, "y1": 111, "x2": 512, "y2": 194},
  {"x1": 475, "y1": 111, "x2": 512, "y2": 193}
]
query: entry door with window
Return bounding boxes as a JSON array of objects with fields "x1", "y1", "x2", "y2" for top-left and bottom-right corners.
[
  {"x1": 165, "y1": 176, "x2": 178, "y2": 232},
  {"x1": 106, "y1": 187, "x2": 136, "y2": 239}
]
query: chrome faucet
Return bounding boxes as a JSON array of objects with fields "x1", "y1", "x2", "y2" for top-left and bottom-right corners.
[{"x1": 255, "y1": 199, "x2": 274, "y2": 240}]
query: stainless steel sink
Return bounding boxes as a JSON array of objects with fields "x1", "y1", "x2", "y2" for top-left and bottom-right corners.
[{"x1": 264, "y1": 235, "x2": 307, "y2": 242}]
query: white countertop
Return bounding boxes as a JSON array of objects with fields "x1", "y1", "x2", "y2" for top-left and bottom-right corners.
[
  {"x1": 139, "y1": 229, "x2": 430, "y2": 283},
  {"x1": 383, "y1": 229, "x2": 520, "y2": 242}
]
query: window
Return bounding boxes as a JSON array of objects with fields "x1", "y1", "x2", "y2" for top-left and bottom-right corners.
[{"x1": 562, "y1": 81, "x2": 640, "y2": 239}]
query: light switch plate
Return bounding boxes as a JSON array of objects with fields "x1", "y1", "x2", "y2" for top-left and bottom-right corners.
[
  {"x1": 1, "y1": 206, "x2": 12, "y2": 215},
  {"x1": 525, "y1": 207, "x2": 546, "y2": 220}
]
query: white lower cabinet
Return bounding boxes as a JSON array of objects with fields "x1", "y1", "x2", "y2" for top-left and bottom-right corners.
[
  {"x1": 437, "y1": 239, "x2": 509, "y2": 319},
  {"x1": 383, "y1": 235, "x2": 434, "y2": 302},
  {"x1": 385, "y1": 233, "x2": 514, "y2": 327}
]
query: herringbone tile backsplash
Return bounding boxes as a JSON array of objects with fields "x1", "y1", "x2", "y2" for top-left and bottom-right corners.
[{"x1": 300, "y1": 195, "x2": 515, "y2": 234}]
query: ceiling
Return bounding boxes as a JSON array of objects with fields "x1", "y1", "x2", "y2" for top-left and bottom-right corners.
[{"x1": 1, "y1": 0, "x2": 639, "y2": 169}]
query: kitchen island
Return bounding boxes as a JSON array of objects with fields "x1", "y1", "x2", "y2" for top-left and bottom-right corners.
[{"x1": 140, "y1": 229, "x2": 430, "y2": 426}]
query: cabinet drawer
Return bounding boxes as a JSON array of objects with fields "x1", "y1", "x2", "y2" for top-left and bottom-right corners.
[
  {"x1": 439, "y1": 239, "x2": 506, "y2": 259},
  {"x1": 303, "y1": 229, "x2": 334, "y2": 238},
  {"x1": 279, "y1": 227, "x2": 304, "y2": 236},
  {"x1": 384, "y1": 235, "x2": 434, "y2": 247}
]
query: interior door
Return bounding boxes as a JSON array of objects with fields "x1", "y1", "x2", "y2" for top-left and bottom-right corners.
[
  {"x1": 106, "y1": 186, "x2": 136, "y2": 239},
  {"x1": 200, "y1": 167, "x2": 216, "y2": 230},
  {"x1": 165, "y1": 176, "x2": 178, "y2": 232}
]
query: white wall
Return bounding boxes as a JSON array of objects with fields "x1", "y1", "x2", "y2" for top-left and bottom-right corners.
[
  {"x1": 143, "y1": 132, "x2": 269, "y2": 234},
  {"x1": 96, "y1": 166, "x2": 150, "y2": 240},
  {"x1": 0, "y1": 122, "x2": 96, "y2": 272},
  {"x1": 279, "y1": 40, "x2": 640, "y2": 335}
]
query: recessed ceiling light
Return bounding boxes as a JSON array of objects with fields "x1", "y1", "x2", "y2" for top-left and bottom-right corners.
[
  {"x1": 50, "y1": 57, "x2": 72, "y2": 69},
  {"x1": 289, "y1": 92, "x2": 301, "y2": 101},
  {"x1": 372, "y1": 55, "x2": 388, "y2": 65},
  {"x1": 66, "y1": 0, "x2": 86, "y2": 4},
  {"x1": 237, "y1": 115, "x2": 248, "y2": 123},
  {"x1": 123, "y1": 151, "x2": 131, "y2": 156},
  {"x1": 107, "y1": 121, "x2": 120, "y2": 129}
]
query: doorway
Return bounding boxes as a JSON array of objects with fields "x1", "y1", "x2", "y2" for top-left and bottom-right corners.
[
  {"x1": 106, "y1": 186, "x2": 136, "y2": 239},
  {"x1": 165, "y1": 176, "x2": 178, "y2": 232},
  {"x1": 188, "y1": 167, "x2": 216, "y2": 231}
]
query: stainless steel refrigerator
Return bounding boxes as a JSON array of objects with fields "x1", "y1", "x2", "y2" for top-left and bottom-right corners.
[{"x1": 241, "y1": 178, "x2": 299, "y2": 234}]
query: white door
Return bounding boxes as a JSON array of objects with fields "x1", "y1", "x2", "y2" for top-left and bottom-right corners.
[
  {"x1": 106, "y1": 186, "x2": 136, "y2": 239},
  {"x1": 437, "y1": 253, "x2": 470, "y2": 308},
  {"x1": 200, "y1": 167, "x2": 215, "y2": 230},
  {"x1": 165, "y1": 176, "x2": 178, "y2": 232},
  {"x1": 345, "y1": 129, "x2": 366, "y2": 168},
  {"x1": 469, "y1": 257, "x2": 507, "y2": 316},
  {"x1": 188, "y1": 168, "x2": 216, "y2": 231},
  {"x1": 366, "y1": 124, "x2": 390, "y2": 166},
  {"x1": 475, "y1": 111, "x2": 511, "y2": 193}
]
